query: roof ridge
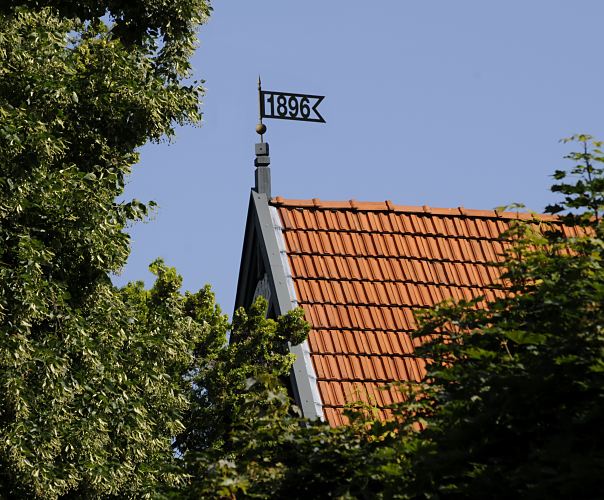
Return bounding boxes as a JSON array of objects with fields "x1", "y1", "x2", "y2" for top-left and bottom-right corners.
[{"x1": 271, "y1": 196, "x2": 557, "y2": 221}]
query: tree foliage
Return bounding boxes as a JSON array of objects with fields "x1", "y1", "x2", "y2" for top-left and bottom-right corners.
[
  {"x1": 377, "y1": 134, "x2": 604, "y2": 499},
  {"x1": 167, "y1": 297, "x2": 312, "y2": 499},
  {"x1": 1, "y1": 0, "x2": 211, "y2": 83},
  {"x1": 0, "y1": 1, "x2": 211, "y2": 496}
]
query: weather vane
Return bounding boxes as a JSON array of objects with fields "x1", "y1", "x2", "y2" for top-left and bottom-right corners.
[{"x1": 256, "y1": 76, "x2": 326, "y2": 141}]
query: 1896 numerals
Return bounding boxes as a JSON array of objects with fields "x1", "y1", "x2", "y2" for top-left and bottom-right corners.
[{"x1": 260, "y1": 91, "x2": 325, "y2": 123}]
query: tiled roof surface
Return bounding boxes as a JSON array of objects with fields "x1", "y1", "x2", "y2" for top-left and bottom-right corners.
[{"x1": 272, "y1": 197, "x2": 578, "y2": 426}]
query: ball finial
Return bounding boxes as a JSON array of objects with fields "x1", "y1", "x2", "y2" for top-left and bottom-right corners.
[{"x1": 256, "y1": 123, "x2": 267, "y2": 135}]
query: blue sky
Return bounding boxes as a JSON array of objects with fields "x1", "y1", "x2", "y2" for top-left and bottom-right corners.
[{"x1": 113, "y1": 1, "x2": 604, "y2": 315}]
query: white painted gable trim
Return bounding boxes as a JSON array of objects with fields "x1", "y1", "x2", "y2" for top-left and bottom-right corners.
[{"x1": 269, "y1": 206, "x2": 324, "y2": 421}]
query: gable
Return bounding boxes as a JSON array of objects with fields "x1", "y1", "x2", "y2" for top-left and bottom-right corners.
[{"x1": 234, "y1": 191, "x2": 323, "y2": 420}]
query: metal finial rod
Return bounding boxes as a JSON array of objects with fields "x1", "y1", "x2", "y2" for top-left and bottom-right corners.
[{"x1": 256, "y1": 75, "x2": 266, "y2": 142}]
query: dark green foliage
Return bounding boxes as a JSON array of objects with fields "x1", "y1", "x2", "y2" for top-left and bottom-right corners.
[
  {"x1": 385, "y1": 135, "x2": 604, "y2": 499},
  {"x1": 547, "y1": 134, "x2": 604, "y2": 224}
]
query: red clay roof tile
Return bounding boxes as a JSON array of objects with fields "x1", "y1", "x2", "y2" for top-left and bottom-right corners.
[{"x1": 271, "y1": 198, "x2": 571, "y2": 426}]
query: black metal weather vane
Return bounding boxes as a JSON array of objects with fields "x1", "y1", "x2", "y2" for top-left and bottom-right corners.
[
  {"x1": 256, "y1": 76, "x2": 325, "y2": 142},
  {"x1": 253, "y1": 78, "x2": 325, "y2": 197}
]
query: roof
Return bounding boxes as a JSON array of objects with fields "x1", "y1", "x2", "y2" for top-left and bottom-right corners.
[{"x1": 268, "y1": 197, "x2": 578, "y2": 426}]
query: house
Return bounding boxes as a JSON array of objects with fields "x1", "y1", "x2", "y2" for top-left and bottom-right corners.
[{"x1": 234, "y1": 142, "x2": 577, "y2": 427}]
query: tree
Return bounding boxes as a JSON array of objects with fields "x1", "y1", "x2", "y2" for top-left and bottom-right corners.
[
  {"x1": 0, "y1": 1, "x2": 212, "y2": 496},
  {"x1": 385, "y1": 134, "x2": 604, "y2": 498},
  {"x1": 169, "y1": 297, "x2": 311, "y2": 499}
]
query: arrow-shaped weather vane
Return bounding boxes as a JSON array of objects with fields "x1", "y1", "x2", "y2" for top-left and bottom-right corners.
[{"x1": 256, "y1": 77, "x2": 325, "y2": 141}]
